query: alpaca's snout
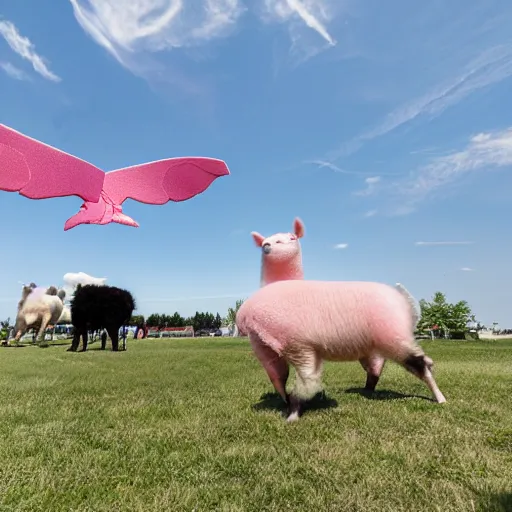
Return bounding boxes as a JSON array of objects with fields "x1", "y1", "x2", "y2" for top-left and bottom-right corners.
[{"x1": 262, "y1": 243, "x2": 271, "y2": 254}]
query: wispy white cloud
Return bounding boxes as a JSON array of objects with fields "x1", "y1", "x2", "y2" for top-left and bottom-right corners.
[
  {"x1": 262, "y1": 0, "x2": 336, "y2": 49},
  {"x1": 309, "y1": 160, "x2": 364, "y2": 175},
  {"x1": 334, "y1": 243, "x2": 348, "y2": 249},
  {"x1": 394, "y1": 127, "x2": 512, "y2": 213},
  {"x1": 461, "y1": 267, "x2": 475, "y2": 271},
  {"x1": 0, "y1": 61, "x2": 29, "y2": 80},
  {"x1": 327, "y1": 43, "x2": 512, "y2": 161},
  {"x1": 353, "y1": 176, "x2": 380, "y2": 196},
  {"x1": 363, "y1": 209, "x2": 377, "y2": 218},
  {"x1": 0, "y1": 20, "x2": 61, "y2": 82},
  {"x1": 69, "y1": 0, "x2": 339, "y2": 82},
  {"x1": 69, "y1": 0, "x2": 244, "y2": 57},
  {"x1": 415, "y1": 241, "x2": 475, "y2": 246}
]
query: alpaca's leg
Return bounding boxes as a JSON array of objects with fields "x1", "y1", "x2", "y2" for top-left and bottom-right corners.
[
  {"x1": 5, "y1": 319, "x2": 25, "y2": 345},
  {"x1": 400, "y1": 352, "x2": 446, "y2": 404},
  {"x1": 287, "y1": 350, "x2": 324, "y2": 422},
  {"x1": 249, "y1": 333, "x2": 289, "y2": 403},
  {"x1": 122, "y1": 327, "x2": 127, "y2": 351},
  {"x1": 359, "y1": 355, "x2": 386, "y2": 391},
  {"x1": 80, "y1": 330, "x2": 89, "y2": 352},
  {"x1": 67, "y1": 329, "x2": 81, "y2": 351},
  {"x1": 100, "y1": 331, "x2": 107, "y2": 350},
  {"x1": 6, "y1": 328, "x2": 24, "y2": 346},
  {"x1": 36, "y1": 314, "x2": 51, "y2": 347},
  {"x1": 108, "y1": 327, "x2": 119, "y2": 351}
]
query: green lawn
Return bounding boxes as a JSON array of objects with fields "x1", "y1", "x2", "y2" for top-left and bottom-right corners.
[{"x1": 0, "y1": 338, "x2": 511, "y2": 511}]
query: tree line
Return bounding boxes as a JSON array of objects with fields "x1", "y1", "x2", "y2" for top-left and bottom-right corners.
[
  {"x1": 140, "y1": 311, "x2": 224, "y2": 332},
  {"x1": 128, "y1": 299, "x2": 246, "y2": 333}
]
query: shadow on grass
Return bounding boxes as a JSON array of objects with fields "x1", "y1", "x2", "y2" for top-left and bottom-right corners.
[
  {"x1": 252, "y1": 391, "x2": 338, "y2": 417},
  {"x1": 1, "y1": 340, "x2": 73, "y2": 348},
  {"x1": 475, "y1": 492, "x2": 512, "y2": 512},
  {"x1": 344, "y1": 387, "x2": 435, "y2": 402}
]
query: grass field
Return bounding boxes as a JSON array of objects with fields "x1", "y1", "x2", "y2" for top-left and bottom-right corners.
[{"x1": 0, "y1": 337, "x2": 511, "y2": 511}]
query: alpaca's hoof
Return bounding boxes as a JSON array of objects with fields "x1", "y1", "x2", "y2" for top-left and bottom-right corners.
[{"x1": 286, "y1": 412, "x2": 300, "y2": 423}]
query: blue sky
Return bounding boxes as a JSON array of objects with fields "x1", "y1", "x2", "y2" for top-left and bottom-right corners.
[{"x1": 1, "y1": 0, "x2": 511, "y2": 328}]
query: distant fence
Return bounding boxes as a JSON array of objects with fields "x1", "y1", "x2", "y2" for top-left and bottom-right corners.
[
  {"x1": 478, "y1": 332, "x2": 512, "y2": 340},
  {"x1": 147, "y1": 326, "x2": 195, "y2": 338}
]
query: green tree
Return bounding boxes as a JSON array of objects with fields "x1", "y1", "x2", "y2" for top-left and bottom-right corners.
[
  {"x1": 170, "y1": 312, "x2": 185, "y2": 327},
  {"x1": 192, "y1": 312, "x2": 202, "y2": 332},
  {"x1": 129, "y1": 315, "x2": 145, "y2": 326},
  {"x1": 146, "y1": 314, "x2": 161, "y2": 327},
  {"x1": 418, "y1": 292, "x2": 474, "y2": 339},
  {"x1": 0, "y1": 318, "x2": 11, "y2": 341},
  {"x1": 213, "y1": 313, "x2": 222, "y2": 330},
  {"x1": 226, "y1": 299, "x2": 245, "y2": 331}
]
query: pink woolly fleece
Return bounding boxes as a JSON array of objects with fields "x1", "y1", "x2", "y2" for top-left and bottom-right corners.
[
  {"x1": 251, "y1": 217, "x2": 305, "y2": 286},
  {"x1": 237, "y1": 279, "x2": 416, "y2": 361}
]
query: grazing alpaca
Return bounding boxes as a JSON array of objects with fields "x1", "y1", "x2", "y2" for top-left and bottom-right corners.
[
  {"x1": 68, "y1": 284, "x2": 135, "y2": 352},
  {"x1": 251, "y1": 217, "x2": 305, "y2": 287},
  {"x1": 236, "y1": 279, "x2": 446, "y2": 422},
  {"x1": 6, "y1": 284, "x2": 66, "y2": 347}
]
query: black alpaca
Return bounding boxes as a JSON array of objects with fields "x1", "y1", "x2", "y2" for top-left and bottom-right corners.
[{"x1": 68, "y1": 284, "x2": 135, "y2": 352}]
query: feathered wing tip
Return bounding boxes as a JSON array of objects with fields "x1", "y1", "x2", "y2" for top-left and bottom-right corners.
[{"x1": 395, "y1": 282, "x2": 421, "y2": 330}]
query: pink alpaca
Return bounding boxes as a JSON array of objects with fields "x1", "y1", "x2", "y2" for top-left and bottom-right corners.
[
  {"x1": 251, "y1": 218, "x2": 305, "y2": 287},
  {"x1": 236, "y1": 279, "x2": 446, "y2": 422},
  {"x1": 250, "y1": 217, "x2": 420, "y2": 395}
]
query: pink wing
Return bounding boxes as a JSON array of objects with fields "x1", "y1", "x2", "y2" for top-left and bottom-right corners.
[
  {"x1": 102, "y1": 157, "x2": 230, "y2": 205},
  {"x1": 0, "y1": 124, "x2": 104, "y2": 202}
]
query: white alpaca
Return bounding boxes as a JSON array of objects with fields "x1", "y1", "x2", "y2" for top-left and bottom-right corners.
[{"x1": 6, "y1": 284, "x2": 66, "y2": 347}]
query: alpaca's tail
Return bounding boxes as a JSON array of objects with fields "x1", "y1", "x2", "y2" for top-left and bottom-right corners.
[{"x1": 395, "y1": 283, "x2": 421, "y2": 331}]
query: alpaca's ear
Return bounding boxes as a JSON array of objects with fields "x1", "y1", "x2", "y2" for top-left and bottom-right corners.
[
  {"x1": 293, "y1": 217, "x2": 305, "y2": 239},
  {"x1": 251, "y1": 231, "x2": 265, "y2": 247}
]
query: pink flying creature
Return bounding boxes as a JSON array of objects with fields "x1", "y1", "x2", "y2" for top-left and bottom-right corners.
[{"x1": 0, "y1": 123, "x2": 230, "y2": 230}]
